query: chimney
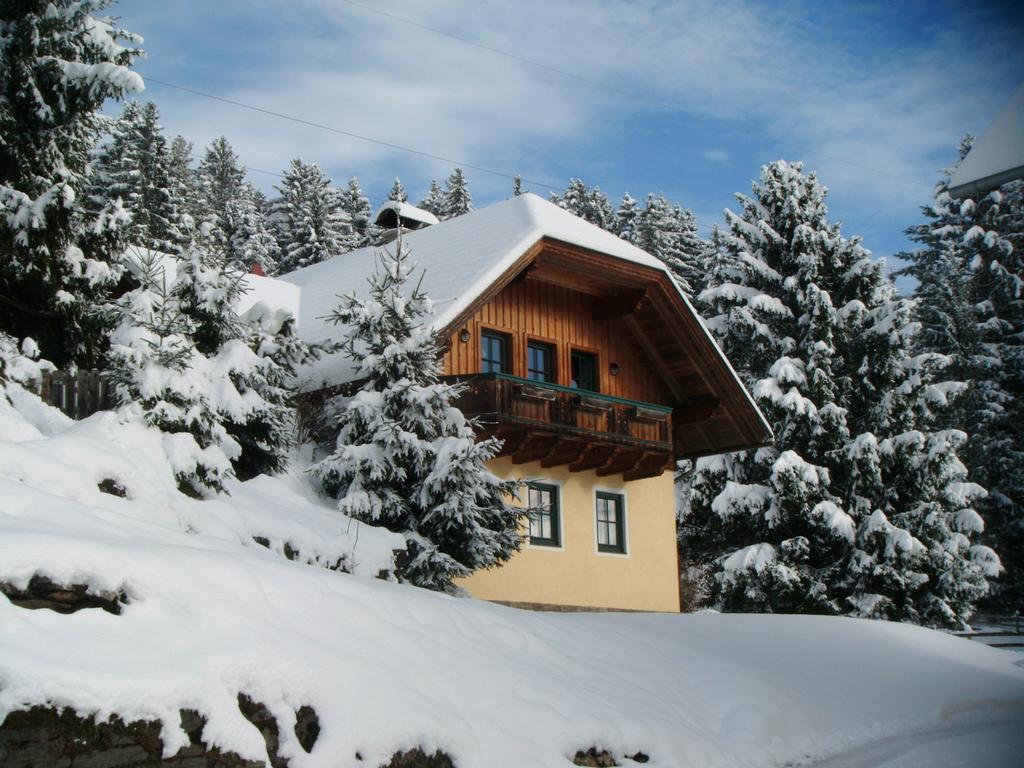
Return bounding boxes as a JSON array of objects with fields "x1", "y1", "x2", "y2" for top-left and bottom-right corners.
[{"x1": 373, "y1": 201, "x2": 439, "y2": 244}]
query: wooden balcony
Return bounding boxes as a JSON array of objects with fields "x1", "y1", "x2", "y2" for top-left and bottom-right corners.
[{"x1": 450, "y1": 373, "x2": 674, "y2": 480}]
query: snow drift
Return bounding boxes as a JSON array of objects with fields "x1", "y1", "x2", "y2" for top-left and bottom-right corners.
[{"x1": 2, "y1": 386, "x2": 1023, "y2": 767}]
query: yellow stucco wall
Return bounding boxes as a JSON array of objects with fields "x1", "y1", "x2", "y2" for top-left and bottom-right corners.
[{"x1": 457, "y1": 457, "x2": 680, "y2": 612}]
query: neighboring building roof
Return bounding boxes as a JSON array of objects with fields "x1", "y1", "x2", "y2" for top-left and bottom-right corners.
[
  {"x1": 948, "y1": 82, "x2": 1024, "y2": 199},
  {"x1": 373, "y1": 200, "x2": 440, "y2": 228},
  {"x1": 239, "y1": 192, "x2": 772, "y2": 447}
]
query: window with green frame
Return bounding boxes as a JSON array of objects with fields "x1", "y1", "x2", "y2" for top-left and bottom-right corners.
[
  {"x1": 527, "y1": 482, "x2": 560, "y2": 546},
  {"x1": 595, "y1": 491, "x2": 625, "y2": 553}
]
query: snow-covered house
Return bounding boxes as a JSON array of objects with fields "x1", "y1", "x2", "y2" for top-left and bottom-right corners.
[{"x1": 248, "y1": 193, "x2": 771, "y2": 611}]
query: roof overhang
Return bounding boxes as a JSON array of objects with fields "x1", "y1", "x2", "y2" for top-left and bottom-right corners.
[{"x1": 948, "y1": 82, "x2": 1024, "y2": 199}]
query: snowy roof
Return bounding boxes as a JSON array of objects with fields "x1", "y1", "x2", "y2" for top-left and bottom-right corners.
[
  {"x1": 948, "y1": 82, "x2": 1024, "y2": 198},
  {"x1": 247, "y1": 193, "x2": 770, "y2": 446},
  {"x1": 270, "y1": 193, "x2": 665, "y2": 382},
  {"x1": 239, "y1": 272, "x2": 301, "y2": 323},
  {"x1": 373, "y1": 200, "x2": 440, "y2": 228}
]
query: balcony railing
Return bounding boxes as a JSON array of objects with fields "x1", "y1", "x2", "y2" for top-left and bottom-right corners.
[{"x1": 450, "y1": 373, "x2": 674, "y2": 470}]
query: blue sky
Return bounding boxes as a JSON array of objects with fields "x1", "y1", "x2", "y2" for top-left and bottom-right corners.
[{"x1": 110, "y1": 0, "x2": 1023, "y2": 286}]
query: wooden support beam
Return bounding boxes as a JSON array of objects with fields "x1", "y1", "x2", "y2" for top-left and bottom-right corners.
[
  {"x1": 491, "y1": 427, "x2": 527, "y2": 457},
  {"x1": 510, "y1": 260, "x2": 539, "y2": 285},
  {"x1": 673, "y1": 396, "x2": 721, "y2": 424},
  {"x1": 593, "y1": 288, "x2": 647, "y2": 319},
  {"x1": 568, "y1": 443, "x2": 616, "y2": 473},
  {"x1": 512, "y1": 433, "x2": 559, "y2": 465},
  {"x1": 596, "y1": 447, "x2": 643, "y2": 477},
  {"x1": 622, "y1": 451, "x2": 674, "y2": 481},
  {"x1": 540, "y1": 438, "x2": 586, "y2": 468}
]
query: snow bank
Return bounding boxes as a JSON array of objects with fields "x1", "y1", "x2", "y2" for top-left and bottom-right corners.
[{"x1": 2, "y1": 388, "x2": 1023, "y2": 767}]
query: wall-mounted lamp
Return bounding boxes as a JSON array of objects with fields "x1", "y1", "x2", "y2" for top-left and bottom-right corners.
[
  {"x1": 459, "y1": 328, "x2": 471, "y2": 343},
  {"x1": 609, "y1": 362, "x2": 621, "y2": 376}
]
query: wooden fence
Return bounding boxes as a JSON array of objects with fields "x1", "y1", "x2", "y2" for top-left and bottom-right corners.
[
  {"x1": 954, "y1": 613, "x2": 1024, "y2": 650},
  {"x1": 39, "y1": 369, "x2": 115, "y2": 420}
]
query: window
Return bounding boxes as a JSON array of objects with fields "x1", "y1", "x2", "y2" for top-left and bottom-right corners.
[
  {"x1": 596, "y1": 492, "x2": 625, "y2": 553},
  {"x1": 481, "y1": 331, "x2": 509, "y2": 374},
  {"x1": 527, "y1": 340, "x2": 555, "y2": 382},
  {"x1": 571, "y1": 350, "x2": 598, "y2": 392},
  {"x1": 527, "y1": 482, "x2": 560, "y2": 546}
]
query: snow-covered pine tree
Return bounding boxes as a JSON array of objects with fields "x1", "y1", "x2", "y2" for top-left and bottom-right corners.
[
  {"x1": 550, "y1": 178, "x2": 615, "y2": 231},
  {"x1": 339, "y1": 177, "x2": 374, "y2": 250},
  {"x1": 682, "y1": 160, "x2": 996, "y2": 627},
  {"x1": 615, "y1": 192, "x2": 641, "y2": 242},
  {"x1": 387, "y1": 177, "x2": 407, "y2": 203},
  {"x1": 269, "y1": 159, "x2": 352, "y2": 273},
  {"x1": 173, "y1": 235, "x2": 309, "y2": 479},
  {"x1": 312, "y1": 235, "x2": 524, "y2": 591},
  {"x1": 228, "y1": 186, "x2": 281, "y2": 275},
  {"x1": 629, "y1": 193, "x2": 708, "y2": 295},
  {"x1": 167, "y1": 135, "x2": 200, "y2": 227},
  {"x1": 419, "y1": 179, "x2": 446, "y2": 217},
  {"x1": 441, "y1": 167, "x2": 473, "y2": 219},
  {"x1": 0, "y1": 0, "x2": 142, "y2": 367},
  {"x1": 900, "y1": 137, "x2": 1024, "y2": 613},
  {"x1": 197, "y1": 136, "x2": 246, "y2": 254},
  {"x1": 107, "y1": 249, "x2": 237, "y2": 495},
  {"x1": 89, "y1": 101, "x2": 188, "y2": 253}
]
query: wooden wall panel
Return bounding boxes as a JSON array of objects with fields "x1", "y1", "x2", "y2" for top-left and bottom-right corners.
[{"x1": 443, "y1": 279, "x2": 673, "y2": 406}]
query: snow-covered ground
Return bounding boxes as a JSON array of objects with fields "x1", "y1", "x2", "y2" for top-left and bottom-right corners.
[{"x1": 2, "y1": 386, "x2": 1023, "y2": 768}]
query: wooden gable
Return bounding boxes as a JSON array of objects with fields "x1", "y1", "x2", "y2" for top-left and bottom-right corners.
[{"x1": 440, "y1": 237, "x2": 771, "y2": 460}]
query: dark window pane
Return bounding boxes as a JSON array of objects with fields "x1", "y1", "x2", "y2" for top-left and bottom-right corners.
[
  {"x1": 527, "y1": 341, "x2": 554, "y2": 382},
  {"x1": 571, "y1": 350, "x2": 598, "y2": 391},
  {"x1": 481, "y1": 332, "x2": 507, "y2": 373}
]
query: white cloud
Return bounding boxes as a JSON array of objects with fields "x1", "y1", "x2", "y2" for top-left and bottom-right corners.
[{"x1": 123, "y1": 0, "x2": 1020, "y2": 216}]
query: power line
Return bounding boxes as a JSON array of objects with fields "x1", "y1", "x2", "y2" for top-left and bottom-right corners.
[
  {"x1": 336, "y1": 1, "x2": 936, "y2": 191},
  {"x1": 144, "y1": 76, "x2": 564, "y2": 191}
]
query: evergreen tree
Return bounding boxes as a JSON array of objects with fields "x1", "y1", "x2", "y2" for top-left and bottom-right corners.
[
  {"x1": 0, "y1": 0, "x2": 142, "y2": 367},
  {"x1": 387, "y1": 177, "x2": 407, "y2": 203},
  {"x1": 173, "y1": 236, "x2": 310, "y2": 478},
  {"x1": 629, "y1": 193, "x2": 709, "y2": 295},
  {"x1": 167, "y1": 135, "x2": 199, "y2": 227},
  {"x1": 682, "y1": 160, "x2": 997, "y2": 627},
  {"x1": 615, "y1": 192, "x2": 641, "y2": 242},
  {"x1": 899, "y1": 137, "x2": 1024, "y2": 613},
  {"x1": 551, "y1": 178, "x2": 615, "y2": 231},
  {"x1": 419, "y1": 179, "x2": 446, "y2": 217},
  {"x1": 107, "y1": 249, "x2": 237, "y2": 495},
  {"x1": 89, "y1": 101, "x2": 187, "y2": 253},
  {"x1": 339, "y1": 177, "x2": 374, "y2": 250},
  {"x1": 228, "y1": 186, "x2": 280, "y2": 275},
  {"x1": 197, "y1": 136, "x2": 245, "y2": 253},
  {"x1": 312, "y1": 236, "x2": 525, "y2": 591},
  {"x1": 269, "y1": 159, "x2": 352, "y2": 273},
  {"x1": 441, "y1": 167, "x2": 473, "y2": 219}
]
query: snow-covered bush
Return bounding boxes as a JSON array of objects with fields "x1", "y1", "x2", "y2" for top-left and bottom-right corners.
[
  {"x1": 106, "y1": 250, "x2": 237, "y2": 495},
  {"x1": 312, "y1": 236, "x2": 525, "y2": 591},
  {"x1": 107, "y1": 241, "x2": 318, "y2": 490}
]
